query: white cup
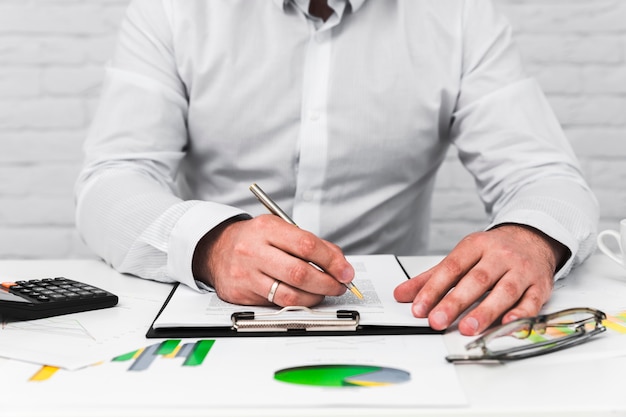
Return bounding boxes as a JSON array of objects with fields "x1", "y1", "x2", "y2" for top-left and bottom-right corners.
[{"x1": 597, "y1": 219, "x2": 626, "y2": 267}]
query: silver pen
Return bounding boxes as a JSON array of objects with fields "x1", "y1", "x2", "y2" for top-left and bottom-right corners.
[{"x1": 249, "y1": 183, "x2": 363, "y2": 299}]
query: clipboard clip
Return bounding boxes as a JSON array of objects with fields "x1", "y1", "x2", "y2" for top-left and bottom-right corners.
[{"x1": 231, "y1": 306, "x2": 360, "y2": 332}]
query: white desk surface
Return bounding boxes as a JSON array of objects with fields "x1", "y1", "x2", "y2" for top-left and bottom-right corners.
[{"x1": 1, "y1": 254, "x2": 625, "y2": 417}]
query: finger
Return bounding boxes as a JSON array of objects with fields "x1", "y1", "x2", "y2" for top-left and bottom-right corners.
[
  {"x1": 259, "y1": 245, "x2": 347, "y2": 297},
  {"x1": 453, "y1": 271, "x2": 520, "y2": 335},
  {"x1": 264, "y1": 278, "x2": 325, "y2": 307},
  {"x1": 267, "y1": 219, "x2": 354, "y2": 285},
  {"x1": 407, "y1": 250, "x2": 480, "y2": 318},
  {"x1": 427, "y1": 260, "x2": 508, "y2": 332},
  {"x1": 501, "y1": 282, "x2": 553, "y2": 324},
  {"x1": 456, "y1": 272, "x2": 553, "y2": 336},
  {"x1": 233, "y1": 274, "x2": 325, "y2": 307},
  {"x1": 393, "y1": 267, "x2": 435, "y2": 303}
]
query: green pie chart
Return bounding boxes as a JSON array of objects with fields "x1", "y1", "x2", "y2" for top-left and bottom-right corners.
[{"x1": 274, "y1": 364, "x2": 410, "y2": 387}]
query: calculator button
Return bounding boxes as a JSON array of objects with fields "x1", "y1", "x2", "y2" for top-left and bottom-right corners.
[
  {"x1": 36, "y1": 295, "x2": 51, "y2": 302},
  {"x1": 49, "y1": 294, "x2": 67, "y2": 301},
  {"x1": 1, "y1": 282, "x2": 16, "y2": 289},
  {"x1": 77, "y1": 291, "x2": 94, "y2": 297}
]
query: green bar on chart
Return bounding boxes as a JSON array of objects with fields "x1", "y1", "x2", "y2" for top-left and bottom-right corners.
[
  {"x1": 157, "y1": 339, "x2": 181, "y2": 355},
  {"x1": 112, "y1": 349, "x2": 141, "y2": 362},
  {"x1": 183, "y1": 340, "x2": 215, "y2": 367}
]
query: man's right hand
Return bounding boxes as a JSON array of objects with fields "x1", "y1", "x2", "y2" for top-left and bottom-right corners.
[{"x1": 192, "y1": 214, "x2": 355, "y2": 307}]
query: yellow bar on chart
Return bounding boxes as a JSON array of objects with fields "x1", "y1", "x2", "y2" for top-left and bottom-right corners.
[
  {"x1": 163, "y1": 344, "x2": 182, "y2": 358},
  {"x1": 30, "y1": 365, "x2": 59, "y2": 382}
]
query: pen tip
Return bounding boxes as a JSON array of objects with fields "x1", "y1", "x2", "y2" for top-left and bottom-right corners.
[{"x1": 348, "y1": 283, "x2": 364, "y2": 299}]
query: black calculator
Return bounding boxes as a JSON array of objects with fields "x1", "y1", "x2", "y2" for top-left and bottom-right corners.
[{"x1": 0, "y1": 277, "x2": 118, "y2": 320}]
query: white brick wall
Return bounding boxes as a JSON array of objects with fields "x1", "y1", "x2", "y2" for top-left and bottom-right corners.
[
  {"x1": 0, "y1": 0, "x2": 126, "y2": 258},
  {"x1": 0, "y1": 0, "x2": 624, "y2": 259}
]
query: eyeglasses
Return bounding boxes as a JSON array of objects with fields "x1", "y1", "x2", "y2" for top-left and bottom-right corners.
[{"x1": 446, "y1": 307, "x2": 607, "y2": 363}]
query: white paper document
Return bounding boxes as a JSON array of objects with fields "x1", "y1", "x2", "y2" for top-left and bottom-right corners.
[
  {"x1": 0, "y1": 260, "x2": 173, "y2": 370},
  {"x1": 3, "y1": 335, "x2": 467, "y2": 409},
  {"x1": 153, "y1": 254, "x2": 431, "y2": 331}
]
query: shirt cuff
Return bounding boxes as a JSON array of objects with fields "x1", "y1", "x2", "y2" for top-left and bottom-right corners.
[{"x1": 167, "y1": 202, "x2": 249, "y2": 291}]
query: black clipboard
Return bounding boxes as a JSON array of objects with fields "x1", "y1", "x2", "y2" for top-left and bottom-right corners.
[{"x1": 146, "y1": 283, "x2": 441, "y2": 338}]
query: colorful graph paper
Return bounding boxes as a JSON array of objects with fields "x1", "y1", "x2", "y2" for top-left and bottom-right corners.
[
  {"x1": 113, "y1": 339, "x2": 215, "y2": 371},
  {"x1": 28, "y1": 339, "x2": 215, "y2": 382}
]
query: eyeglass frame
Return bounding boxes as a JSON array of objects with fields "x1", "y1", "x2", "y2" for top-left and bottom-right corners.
[{"x1": 446, "y1": 307, "x2": 607, "y2": 363}]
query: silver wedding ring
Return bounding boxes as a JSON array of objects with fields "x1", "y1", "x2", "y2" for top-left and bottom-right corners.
[{"x1": 267, "y1": 280, "x2": 280, "y2": 303}]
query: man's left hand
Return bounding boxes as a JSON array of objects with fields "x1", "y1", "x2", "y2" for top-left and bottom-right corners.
[{"x1": 393, "y1": 224, "x2": 568, "y2": 336}]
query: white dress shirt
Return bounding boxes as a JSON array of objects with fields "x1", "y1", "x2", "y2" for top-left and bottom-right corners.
[{"x1": 75, "y1": 0, "x2": 599, "y2": 290}]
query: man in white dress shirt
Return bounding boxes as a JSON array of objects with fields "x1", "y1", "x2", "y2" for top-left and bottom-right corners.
[{"x1": 75, "y1": 0, "x2": 598, "y2": 336}]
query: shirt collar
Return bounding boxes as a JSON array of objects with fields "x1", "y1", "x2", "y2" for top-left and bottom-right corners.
[{"x1": 273, "y1": 0, "x2": 366, "y2": 14}]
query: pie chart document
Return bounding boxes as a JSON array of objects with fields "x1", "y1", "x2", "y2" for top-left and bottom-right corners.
[{"x1": 192, "y1": 334, "x2": 468, "y2": 408}]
